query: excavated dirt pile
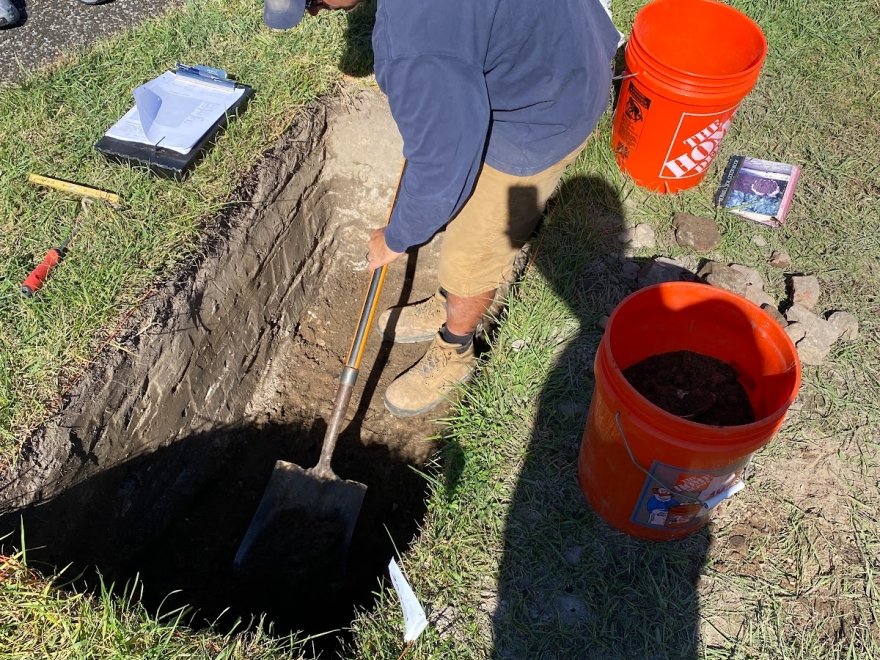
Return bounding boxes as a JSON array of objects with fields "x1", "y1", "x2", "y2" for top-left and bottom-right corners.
[{"x1": 0, "y1": 90, "x2": 444, "y2": 645}]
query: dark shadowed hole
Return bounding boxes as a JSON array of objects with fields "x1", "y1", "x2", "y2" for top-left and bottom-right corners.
[{"x1": 3, "y1": 416, "x2": 431, "y2": 655}]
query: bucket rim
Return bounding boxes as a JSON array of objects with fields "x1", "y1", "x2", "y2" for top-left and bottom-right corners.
[
  {"x1": 626, "y1": 29, "x2": 768, "y2": 85},
  {"x1": 626, "y1": 40, "x2": 767, "y2": 91},
  {"x1": 629, "y1": 0, "x2": 768, "y2": 84},
  {"x1": 602, "y1": 282, "x2": 802, "y2": 443}
]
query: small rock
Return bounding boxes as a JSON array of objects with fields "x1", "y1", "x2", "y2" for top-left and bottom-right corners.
[
  {"x1": 673, "y1": 213, "x2": 722, "y2": 251},
  {"x1": 728, "y1": 535, "x2": 747, "y2": 552},
  {"x1": 697, "y1": 261, "x2": 748, "y2": 296},
  {"x1": 796, "y1": 332, "x2": 834, "y2": 366},
  {"x1": 769, "y1": 250, "x2": 791, "y2": 269},
  {"x1": 621, "y1": 260, "x2": 641, "y2": 280},
  {"x1": 744, "y1": 284, "x2": 775, "y2": 308},
  {"x1": 729, "y1": 264, "x2": 765, "y2": 290},
  {"x1": 786, "y1": 304, "x2": 839, "y2": 365},
  {"x1": 597, "y1": 315, "x2": 610, "y2": 330},
  {"x1": 785, "y1": 323, "x2": 806, "y2": 344},
  {"x1": 786, "y1": 304, "x2": 837, "y2": 343},
  {"x1": 790, "y1": 275, "x2": 821, "y2": 309},
  {"x1": 675, "y1": 254, "x2": 701, "y2": 273},
  {"x1": 637, "y1": 257, "x2": 695, "y2": 287},
  {"x1": 826, "y1": 311, "x2": 859, "y2": 341},
  {"x1": 511, "y1": 339, "x2": 527, "y2": 352},
  {"x1": 617, "y1": 224, "x2": 656, "y2": 249},
  {"x1": 760, "y1": 303, "x2": 787, "y2": 328},
  {"x1": 753, "y1": 235, "x2": 768, "y2": 247}
]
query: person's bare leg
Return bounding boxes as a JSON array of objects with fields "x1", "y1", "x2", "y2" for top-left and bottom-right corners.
[{"x1": 445, "y1": 289, "x2": 496, "y2": 336}]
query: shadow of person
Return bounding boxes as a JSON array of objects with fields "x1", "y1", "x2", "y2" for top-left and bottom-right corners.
[
  {"x1": 338, "y1": 0, "x2": 376, "y2": 78},
  {"x1": 490, "y1": 175, "x2": 710, "y2": 659},
  {"x1": 0, "y1": 416, "x2": 430, "y2": 657}
]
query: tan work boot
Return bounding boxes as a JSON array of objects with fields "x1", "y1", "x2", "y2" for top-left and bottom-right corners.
[
  {"x1": 384, "y1": 333, "x2": 476, "y2": 417},
  {"x1": 376, "y1": 291, "x2": 447, "y2": 344}
]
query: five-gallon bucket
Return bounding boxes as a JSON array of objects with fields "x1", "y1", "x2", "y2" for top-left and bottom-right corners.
[
  {"x1": 577, "y1": 283, "x2": 800, "y2": 540},
  {"x1": 611, "y1": 0, "x2": 768, "y2": 192}
]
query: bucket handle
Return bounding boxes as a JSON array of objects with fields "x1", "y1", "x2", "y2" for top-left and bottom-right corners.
[{"x1": 614, "y1": 412, "x2": 745, "y2": 510}]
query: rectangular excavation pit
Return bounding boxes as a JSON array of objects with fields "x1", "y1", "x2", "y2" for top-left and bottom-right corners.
[{"x1": 0, "y1": 90, "x2": 444, "y2": 648}]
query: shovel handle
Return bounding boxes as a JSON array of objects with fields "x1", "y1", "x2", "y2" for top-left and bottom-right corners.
[{"x1": 315, "y1": 161, "x2": 406, "y2": 476}]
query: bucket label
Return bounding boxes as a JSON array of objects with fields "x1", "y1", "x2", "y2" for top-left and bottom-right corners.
[
  {"x1": 613, "y1": 81, "x2": 652, "y2": 159},
  {"x1": 630, "y1": 461, "x2": 742, "y2": 530},
  {"x1": 659, "y1": 108, "x2": 737, "y2": 180}
]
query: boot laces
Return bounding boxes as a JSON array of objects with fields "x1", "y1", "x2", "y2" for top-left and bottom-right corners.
[
  {"x1": 418, "y1": 343, "x2": 450, "y2": 377},
  {"x1": 412, "y1": 295, "x2": 444, "y2": 319}
]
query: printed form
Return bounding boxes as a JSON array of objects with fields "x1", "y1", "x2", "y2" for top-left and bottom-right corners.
[{"x1": 105, "y1": 72, "x2": 246, "y2": 154}]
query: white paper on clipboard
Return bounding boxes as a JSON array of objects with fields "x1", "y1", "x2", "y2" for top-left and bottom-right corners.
[{"x1": 104, "y1": 71, "x2": 245, "y2": 154}]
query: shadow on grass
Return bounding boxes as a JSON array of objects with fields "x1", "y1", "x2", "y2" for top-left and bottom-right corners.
[
  {"x1": 0, "y1": 416, "x2": 429, "y2": 657},
  {"x1": 491, "y1": 176, "x2": 710, "y2": 658},
  {"x1": 339, "y1": 0, "x2": 376, "y2": 78}
]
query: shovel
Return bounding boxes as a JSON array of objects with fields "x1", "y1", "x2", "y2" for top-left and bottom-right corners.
[{"x1": 234, "y1": 164, "x2": 404, "y2": 578}]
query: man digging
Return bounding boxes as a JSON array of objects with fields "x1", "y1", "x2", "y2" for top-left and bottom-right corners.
[{"x1": 285, "y1": 0, "x2": 619, "y2": 417}]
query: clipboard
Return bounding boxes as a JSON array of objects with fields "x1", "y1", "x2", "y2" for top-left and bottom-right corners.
[{"x1": 94, "y1": 64, "x2": 254, "y2": 180}]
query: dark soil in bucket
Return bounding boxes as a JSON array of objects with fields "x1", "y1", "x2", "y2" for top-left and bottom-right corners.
[{"x1": 623, "y1": 350, "x2": 755, "y2": 426}]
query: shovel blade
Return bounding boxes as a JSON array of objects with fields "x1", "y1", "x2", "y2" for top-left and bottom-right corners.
[{"x1": 234, "y1": 460, "x2": 366, "y2": 575}]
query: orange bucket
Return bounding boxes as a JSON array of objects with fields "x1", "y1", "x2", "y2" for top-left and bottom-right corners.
[
  {"x1": 577, "y1": 283, "x2": 800, "y2": 540},
  {"x1": 611, "y1": 0, "x2": 768, "y2": 192}
]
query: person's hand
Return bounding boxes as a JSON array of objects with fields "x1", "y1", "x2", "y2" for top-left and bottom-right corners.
[{"x1": 367, "y1": 227, "x2": 403, "y2": 271}]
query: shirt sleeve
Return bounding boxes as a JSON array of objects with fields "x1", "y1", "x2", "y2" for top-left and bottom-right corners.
[{"x1": 377, "y1": 55, "x2": 490, "y2": 253}]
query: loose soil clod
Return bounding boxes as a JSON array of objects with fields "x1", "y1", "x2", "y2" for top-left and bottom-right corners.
[
  {"x1": 673, "y1": 212, "x2": 722, "y2": 251},
  {"x1": 623, "y1": 350, "x2": 755, "y2": 426}
]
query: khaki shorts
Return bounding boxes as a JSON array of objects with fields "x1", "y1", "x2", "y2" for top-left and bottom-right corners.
[{"x1": 439, "y1": 140, "x2": 588, "y2": 297}]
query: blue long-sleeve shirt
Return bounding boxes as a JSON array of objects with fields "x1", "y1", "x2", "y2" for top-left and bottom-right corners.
[{"x1": 373, "y1": 0, "x2": 620, "y2": 253}]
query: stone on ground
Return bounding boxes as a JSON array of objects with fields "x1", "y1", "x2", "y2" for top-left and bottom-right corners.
[
  {"x1": 761, "y1": 303, "x2": 787, "y2": 328},
  {"x1": 826, "y1": 311, "x2": 859, "y2": 341},
  {"x1": 621, "y1": 260, "x2": 640, "y2": 280},
  {"x1": 697, "y1": 261, "x2": 748, "y2": 296},
  {"x1": 790, "y1": 274, "x2": 821, "y2": 309},
  {"x1": 616, "y1": 224, "x2": 656, "y2": 249},
  {"x1": 637, "y1": 257, "x2": 695, "y2": 287},
  {"x1": 753, "y1": 234, "x2": 768, "y2": 247},
  {"x1": 769, "y1": 250, "x2": 792, "y2": 269},
  {"x1": 744, "y1": 284, "x2": 775, "y2": 308},
  {"x1": 785, "y1": 322, "x2": 807, "y2": 344},
  {"x1": 786, "y1": 303, "x2": 839, "y2": 365},
  {"x1": 729, "y1": 264, "x2": 765, "y2": 290},
  {"x1": 673, "y1": 213, "x2": 722, "y2": 251}
]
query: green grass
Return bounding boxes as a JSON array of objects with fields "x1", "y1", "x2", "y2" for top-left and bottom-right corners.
[
  {"x1": 0, "y1": 549, "x2": 310, "y2": 659},
  {"x1": 0, "y1": 0, "x2": 361, "y2": 459},
  {"x1": 2, "y1": 0, "x2": 879, "y2": 657},
  {"x1": 352, "y1": 0, "x2": 880, "y2": 657}
]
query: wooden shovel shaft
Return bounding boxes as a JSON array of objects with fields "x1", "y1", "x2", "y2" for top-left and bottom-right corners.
[{"x1": 314, "y1": 162, "x2": 404, "y2": 476}]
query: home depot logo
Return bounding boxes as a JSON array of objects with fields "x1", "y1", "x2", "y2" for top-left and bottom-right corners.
[{"x1": 660, "y1": 109, "x2": 736, "y2": 179}]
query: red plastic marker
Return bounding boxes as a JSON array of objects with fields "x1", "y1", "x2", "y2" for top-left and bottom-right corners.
[{"x1": 21, "y1": 230, "x2": 76, "y2": 297}]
